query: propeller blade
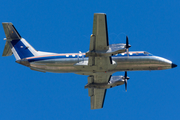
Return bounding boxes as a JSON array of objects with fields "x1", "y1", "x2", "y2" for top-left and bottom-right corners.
[
  {"x1": 125, "y1": 79, "x2": 127, "y2": 92},
  {"x1": 124, "y1": 71, "x2": 129, "y2": 92},
  {"x1": 126, "y1": 36, "x2": 131, "y2": 48},
  {"x1": 125, "y1": 71, "x2": 127, "y2": 78},
  {"x1": 125, "y1": 36, "x2": 131, "y2": 57},
  {"x1": 126, "y1": 36, "x2": 129, "y2": 48}
]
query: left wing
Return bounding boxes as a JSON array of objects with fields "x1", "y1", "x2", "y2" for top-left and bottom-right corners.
[
  {"x1": 86, "y1": 13, "x2": 126, "y2": 58},
  {"x1": 87, "y1": 13, "x2": 114, "y2": 70},
  {"x1": 91, "y1": 13, "x2": 109, "y2": 51},
  {"x1": 88, "y1": 73, "x2": 111, "y2": 109}
]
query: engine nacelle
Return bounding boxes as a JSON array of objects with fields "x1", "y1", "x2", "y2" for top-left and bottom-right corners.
[
  {"x1": 107, "y1": 43, "x2": 126, "y2": 56},
  {"x1": 85, "y1": 75, "x2": 127, "y2": 89},
  {"x1": 108, "y1": 76, "x2": 125, "y2": 88},
  {"x1": 86, "y1": 43, "x2": 126, "y2": 57}
]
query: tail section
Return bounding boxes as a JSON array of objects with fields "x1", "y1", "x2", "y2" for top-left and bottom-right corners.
[{"x1": 2, "y1": 23, "x2": 37, "y2": 60}]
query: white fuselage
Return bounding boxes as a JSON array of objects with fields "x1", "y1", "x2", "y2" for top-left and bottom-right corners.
[{"x1": 16, "y1": 51, "x2": 173, "y2": 74}]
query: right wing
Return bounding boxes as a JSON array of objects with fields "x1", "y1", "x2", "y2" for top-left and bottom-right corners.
[{"x1": 88, "y1": 73, "x2": 111, "y2": 109}]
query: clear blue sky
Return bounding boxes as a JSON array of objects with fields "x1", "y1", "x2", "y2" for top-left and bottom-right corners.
[{"x1": 0, "y1": 0, "x2": 179, "y2": 120}]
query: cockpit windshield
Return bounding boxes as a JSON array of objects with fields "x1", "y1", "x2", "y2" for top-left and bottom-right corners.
[{"x1": 144, "y1": 51, "x2": 153, "y2": 56}]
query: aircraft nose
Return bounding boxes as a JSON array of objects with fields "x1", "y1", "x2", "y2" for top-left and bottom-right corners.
[{"x1": 171, "y1": 63, "x2": 177, "y2": 68}]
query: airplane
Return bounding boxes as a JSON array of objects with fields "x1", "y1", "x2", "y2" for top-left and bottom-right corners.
[{"x1": 2, "y1": 13, "x2": 177, "y2": 110}]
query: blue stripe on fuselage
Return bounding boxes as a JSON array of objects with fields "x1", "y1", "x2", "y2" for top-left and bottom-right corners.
[
  {"x1": 11, "y1": 40, "x2": 33, "y2": 59},
  {"x1": 27, "y1": 55, "x2": 81, "y2": 62},
  {"x1": 26, "y1": 52, "x2": 152, "y2": 62}
]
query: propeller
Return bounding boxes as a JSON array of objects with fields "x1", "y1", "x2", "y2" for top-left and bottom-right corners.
[
  {"x1": 125, "y1": 36, "x2": 131, "y2": 56},
  {"x1": 124, "y1": 71, "x2": 130, "y2": 92}
]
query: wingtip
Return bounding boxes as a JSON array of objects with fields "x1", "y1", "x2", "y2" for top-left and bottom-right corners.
[{"x1": 94, "y1": 13, "x2": 106, "y2": 15}]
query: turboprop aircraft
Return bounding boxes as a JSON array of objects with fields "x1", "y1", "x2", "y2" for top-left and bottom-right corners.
[{"x1": 2, "y1": 13, "x2": 177, "y2": 109}]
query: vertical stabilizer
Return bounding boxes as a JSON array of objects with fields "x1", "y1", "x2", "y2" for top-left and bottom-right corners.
[{"x1": 2, "y1": 22, "x2": 37, "y2": 60}]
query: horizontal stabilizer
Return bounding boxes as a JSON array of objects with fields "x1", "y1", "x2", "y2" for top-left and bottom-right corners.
[
  {"x1": 2, "y1": 41, "x2": 13, "y2": 56},
  {"x1": 2, "y1": 22, "x2": 21, "y2": 40}
]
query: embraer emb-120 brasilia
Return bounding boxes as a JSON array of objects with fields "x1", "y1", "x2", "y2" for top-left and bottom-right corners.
[{"x1": 2, "y1": 13, "x2": 177, "y2": 109}]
